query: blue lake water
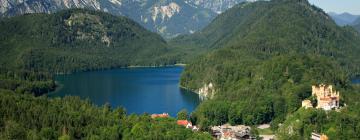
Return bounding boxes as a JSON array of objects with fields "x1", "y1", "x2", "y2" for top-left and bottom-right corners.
[
  {"x1": 49, "y1": 66, "x2": 200, "y2": 117},
  {"x1": 353, "y1": 78, "x2": 360, "y2": 84}
]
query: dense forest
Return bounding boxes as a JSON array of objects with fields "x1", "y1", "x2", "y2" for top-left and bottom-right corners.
[
  {"x1": 0, "y1": 9, "x2": 177, "y2": 74},
  {"x1": 0, "y1": 89, "x2": 212, "y2": 139},
  {"x1": 0, "y1": 68, "x2": 56, "y2": 96},
  {"x1": 184, "y1": 54, "x2": 348, "y2": 125},
  {"x1": 179, "y1": 0, "x2": 360, "y2": 139},
  {"x1": 172, "y1": 0, "x2": 360, "y2": 75}
]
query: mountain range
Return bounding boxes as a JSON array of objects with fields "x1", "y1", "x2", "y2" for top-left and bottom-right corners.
[
  {"x1": 0, "y1": 0, "x2": 249, "y2": 38},
  {"x1": 2, "y1": 0, "x2": 359, "y2": 38},
  {"x1": 328, "y1": 12, "x2": 360, "y2": 26}
]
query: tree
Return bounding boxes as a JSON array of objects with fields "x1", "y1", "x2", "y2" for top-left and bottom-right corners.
[
  {"x1": 177, "y1": 109, "x2": 188, "y2": 120},
  {"x1": 58, "y1": 134, "x2": 71, "y2": 140},
  {"x1": 3, "y1": 120, "x2": 26, "y2": 140}
]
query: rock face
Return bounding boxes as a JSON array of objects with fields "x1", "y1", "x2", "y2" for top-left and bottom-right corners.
[
  {"x1": 0, "y1": 0, "x2": 248, "y2": 38},
  {"x1": 0, "y1": 0, "x2": 102, "y2": 16},
  {"x1": 198, "y1": 82, "x2": 215, "y2": 99},
  {"x1": 185, "y1": 0, "x2": 246, "y2": 14},
  {"x1": 152, "y1": 2, "x2": 180, "y2": 22}
]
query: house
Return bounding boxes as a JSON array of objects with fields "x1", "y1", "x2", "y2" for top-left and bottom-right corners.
[
  {"x1": 311, "y1": 132, "x2": 328, "y2": 140},
  {"x1": 177, "y1": 120, "x2": 199, "y2": 131},
  {"x1": 151, "y1": 113, "x2": 169, "y2": 119},
  {"x1": 177, "y1": 120, "x2": 191, "y2": 127},
  {"x1": 211, "y1": 126, "x2": 222, "y2": 139},
  {"x1": 211, "y1": 124, "x2": 253, "y2": 140}
]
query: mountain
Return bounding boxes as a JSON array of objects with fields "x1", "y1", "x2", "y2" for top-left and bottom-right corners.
[
  {"x1": 328, "y1": 12, "x2": 360, "y2": 26},
  {"x1": 185, "y1": 0, "x2": 246, "y2": 14},
  {"x1": 354, "y1": 23, "x2": 360, "y2": 32},
  {"x1": 177, "y1": 0, "x2": 360, "y2": 138},
  {"x1": 0, "y1": 9, "x2": 173, "y2": 73},
  {"x1": 174, "y1": 0, "x2": 360, "y2": 68},
  {"x1": 0, "y1": 0, "x2": 248, "y2": 38},
  {"x1": 171, "y1": 1, "x2": 360, "y2": 63},
  {"x1": 352, "y1": 17, "x2": 360, "y2": 32},
  {"x1": 353, "y1": 17, "x2": 360, "y2": 25}
]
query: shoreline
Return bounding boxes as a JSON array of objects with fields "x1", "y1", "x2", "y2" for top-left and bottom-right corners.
[
  {"x1": 179, "y1": 85, "x2": 198, "y2": 94},
  {"x1": 47, "y1": 81, "x2": 64, "y2": 95},
  {"x1": 127, "y1": 63, "x2": 187, "y2": 68},
  {"x1": 55, "y1": 63, "x2": 187, "y2": 75},
  {"x1": 179, "y1": 85, "x2": 204, "y2": 100}
]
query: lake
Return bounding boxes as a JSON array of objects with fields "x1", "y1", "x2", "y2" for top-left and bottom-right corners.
[
  {"x1": 353, "y1": 78, "x2": 360, "y2": 84},
  {"x1": 49, "y1": 66, "x2": 200, "y2": 117}
]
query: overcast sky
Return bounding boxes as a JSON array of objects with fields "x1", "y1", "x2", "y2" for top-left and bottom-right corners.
[{"x1": 308, "y1": 0, "x2": 360, "y2": 15}]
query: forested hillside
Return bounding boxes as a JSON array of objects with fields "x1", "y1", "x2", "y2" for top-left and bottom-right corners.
[
  {"x1": 179, "y1": 0, "x2": 360, "y2": 139},
  {"x1": 172, "y1": 0, "x2": 360, "y2": 73},
  {"x1": 0, "y1": 68, "x2": 55, "y2": 96},
  {"x1": 0, "y1": 89, "x2": 211, "y2": 139},
  {"x1": 0, "y1": 9, "x2": 174, "y2": 74},
  {"x1": 276, "y1": 84, "x2": 360, "y2": 139}
]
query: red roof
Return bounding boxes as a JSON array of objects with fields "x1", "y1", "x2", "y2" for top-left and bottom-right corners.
[
  {"x1": 177, "y1": 120, "x2": 191, "y2": 126},
  {"x1": 223, "y1": 131, "x2": 232, "y2": 138}
]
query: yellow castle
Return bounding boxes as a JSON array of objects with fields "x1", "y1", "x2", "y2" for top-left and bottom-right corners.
[
  {"x1": 302, "y1": 84, "x2": 340, "y2": 111},
  {"x1": 312, "y1": 84, "x2": 340, "y2": 110}
]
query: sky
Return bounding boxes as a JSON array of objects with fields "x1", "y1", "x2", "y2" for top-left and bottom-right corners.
[{"x1": 308, "y1": 0, "x2": 360, "y2": 15}]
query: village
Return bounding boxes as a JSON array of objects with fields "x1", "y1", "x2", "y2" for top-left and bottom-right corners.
[{"x1": 151, "y1": 84, "x2": 342, "y2": 140}]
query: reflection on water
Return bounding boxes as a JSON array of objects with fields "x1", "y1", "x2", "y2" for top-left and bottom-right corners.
[{"x1": 49, "y1": 67, "x2": 200, "y2": 117}]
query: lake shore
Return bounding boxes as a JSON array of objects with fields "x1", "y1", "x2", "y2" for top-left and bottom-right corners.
[
  {"x1": 55, "y1": 64, "x2": 187, "y2": 75},
  {"x1": 127, "y1": 63, "x2": 187, "y2": 68}
]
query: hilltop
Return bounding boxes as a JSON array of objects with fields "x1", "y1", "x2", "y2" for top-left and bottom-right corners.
[
  {"x1": 172, "y1": 0, "x2": 360, "y2": 70},
  {"x1": 0, "y1": 9, "x2": 173, "y2": 73}
]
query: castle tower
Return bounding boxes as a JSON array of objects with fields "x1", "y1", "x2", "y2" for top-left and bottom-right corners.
[{"x1": 312, "y1": 84, "x2": 340, "y2": 111}]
